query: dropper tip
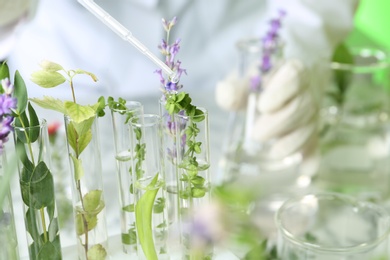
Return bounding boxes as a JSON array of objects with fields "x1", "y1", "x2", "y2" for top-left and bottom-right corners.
[{"x1": 170, "y1": 71, "x2": 180, "y2": 83}]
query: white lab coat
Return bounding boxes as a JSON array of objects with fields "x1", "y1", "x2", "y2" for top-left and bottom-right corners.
[
  {"x1": 6, "y1": 0, "x2": 267, "y2": 102},
  {"x1": 5, "y1": 0, "x2": 358, "y2": 103}
]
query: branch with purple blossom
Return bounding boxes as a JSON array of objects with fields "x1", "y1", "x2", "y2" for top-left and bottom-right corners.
[
  {"x1": 156, "y1": 17, "x2": 207, "y2": 196},
  {"x1": 250, "y1": 10, "x2": 286, "y2": 92}
]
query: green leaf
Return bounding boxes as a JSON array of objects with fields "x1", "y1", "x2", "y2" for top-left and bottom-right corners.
[
  {"x1": 48, "y1": 218, "x2": 59, "y2": 242},
  {"x1": 72, "y1": 116, "x2": 94, "y2": 138},
  {"x1": 66, "y1": 122, "x2": 77, "y2": 153},
  {"x1": 14, "y1": 70, "x2": 28, "y2": 114},
  {"x1": 122, "y1": 230, "x2": 137, "y2": 245},
  {"x1": 122, "y1": 204, "x2": 135, "y2": 212},
  {"x1": 191, "y1": 175, "x2": 205, "y2": 186},
  {"x1": 66, "y1": 121, "x2": 92, "y2": 155},
  {"x1": 153, "y1": 197, "x2": 165, "y2": 214},
  {"x1": 64, "y1": 101, "x2": 96, "y2": 123},
  {"x1": 191, "y1": 187, "x2": 206, "y2": 198},
  {"x1": 37, "y1": 236, "x2": 62, "y2": 260},
  {"x1": 77, "y1": 128, "x2": 92, "y2": 155},
  {"x1": 14, "y1": 112, "x2": 30, "y2": 143},
  {"x1": 39, "y1": 60, "x2": 64, "y2": 72},
  {"x1": 30, "y1": 70, "x2": 66, "y2": 88},
  {"x1": 95, "y1": 96, "x2": 106, "y2": 117},
  {"x1": 20, "y1": 161, "x2": 55, "y2": 209},
  {"x1": 46, "y1": 200, "x2": 55, "y2": 221},
  {"x1": 83, "y1": 190, "x2": 102, "y2": 212},
  {"x1": 30, "y1": 96, "x2": 66, "y2": 114},
  {"x1": 75, "y1": 213, "x2": 98, "y2": 236},
  {"x1": 87, "y1": 244, "x2": 107, "y2": 260},
  {"x1": 192, "y1": 109, "x2": 205, "y2": 122},
  {"x1": 74, "y1": 69, "x2": 98, "y2": 82},
  {"x1": 70, "y1": 154, "x2": 84, "y2": 181},
  {"x1": 0, "y1": 61, "x2": 9, "y2": 83},
  {"x1": 26, "y1": 207, "x2": 41, "y2": 244},
  {"x1": 135, "y1": 174, "x2": 160, "y2": 260},
  {"x1": 27, "y1": 103, "x2": 40, "y2": 143}
]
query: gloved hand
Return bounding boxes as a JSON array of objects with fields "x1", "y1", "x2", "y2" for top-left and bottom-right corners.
[{"x1": 216, "y1": 58, "x2": 321, "y2": 177}]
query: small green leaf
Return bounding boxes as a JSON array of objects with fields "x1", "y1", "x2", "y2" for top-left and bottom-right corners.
[
  {"x1": 87, "y1": 244, "x2": 107, "y2": 260},
  {"x1": 66, "y1": 121, "x2": 92, "y2": 155},
  {"x1": 192, "y1": 109, "x2": 205, "y2": 122},
  {"x1": 37, "y1": 240, "x2": 62, "y2": 260},
  {"x1": 191, "y1": 187, "x2": 206, "y2": 198},
  {"x1": 26, "y1": 103, "x2": 40, "y2": 143},
  {"x1": 30, "y1": 70, "x2": 66, "y2": 88},
  {"x1": 0, "y1": 61, "x2": 9, "y2": 82},
  {"x1": 75, "y1": 213, "x2": 97, "y2": 236},
  {"x1": 26, "y1": 208, "x2": 41, "y2": 243},
  {"x1": 66, "y1": 122, "x2": 77, "y2": 153},
  {"x1": 39, "y1": 60, "x2": 64, "y2": 72},
  {"x1": 77, "y1": 128, "x2": 92, "y2": 155},
  {"x1": 122, "y1": 204, "x2": 135, "y2": 212},
  {"x1": 48, "y1": 218, "x2": 59, "y2": 242},
  {"x1": 64, "y1": 102, "x2": 96, "y2": 123},
  {"x1": 20, "y1": 161, "x2": 55, "y2": 209},
  {"x1": 14, "y1": 112, "x2": 30, "y2": 143},
  {"x1": 122, "y1": 230, "x2": 137, "y2": 245},
  {"x1": 95, "y1": 96, "x2": 106, "y2": 117},
  {"x1": 191, "y1": 176, "x2": 205, "y2": 186},
  {"x1": 30, "y1": 96, "x2": 66, "y2": 114},
  {"x1": 72, "y1": 116, "x2": 94, "y2": 138},
  {"x1": 74, "y1": 69, "x2": 98, "y2": 82},
  {"x1": 153, "y1": 198, "x2": 165, "y2": 214},
  {"x1": 83, "y1": 190, "x2": 102, "y2": 212},
  {"x1": 14, "y1": 70, "x2": 28, "y2": 114},
  {"x1": 70, "y1": 154, "x2": 84, "y2": 181}
]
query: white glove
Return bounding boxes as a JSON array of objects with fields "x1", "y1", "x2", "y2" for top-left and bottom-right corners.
[
  {"x1": 216, "y1": 58, "x2": 321, "y2": 176},
  {"x1": 252, "y1": 59, "x2": 319, "y2": 159}
]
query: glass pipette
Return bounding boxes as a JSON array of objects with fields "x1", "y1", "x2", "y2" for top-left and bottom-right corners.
[{"x1": 77, "y1": 0, "x2": 179, "y2": 83}]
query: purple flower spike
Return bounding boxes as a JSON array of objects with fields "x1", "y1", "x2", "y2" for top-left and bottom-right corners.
[
  {"x1": 155, "y1": 17, "x2": 187, "y2": 94},
  {"x1": 250, "y1": 10, "x2": 286, "y2": 92}
]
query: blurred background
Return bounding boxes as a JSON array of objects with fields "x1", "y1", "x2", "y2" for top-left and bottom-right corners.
[{"x1": 1, "y1": 0, "x2": 390, "y2": 258}]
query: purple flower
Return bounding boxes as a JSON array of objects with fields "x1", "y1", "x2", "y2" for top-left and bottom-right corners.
[
  {"x1": 250, "y1": 75, "x2": 262, "y2": 92},
  {"x1": 162, "y1": 17, "x2": 177, "y2": 32},
  {"x1": 250, "y1": 10, "x2": 286, "y2": 92},
  {"x1": 261, "y1": 54, "x2": 272, "y2": 72},
  {"x1": 156, "y1": 17, "x2": 187, "y2": 94},
  {"x1": 0, "y1": 95, "x2": 17, "y2": 116},
  {"x1": 0, "y1": 116, "x2": 14, "y2": 154},
  {"x1": 0, "y1": 77, "x2": 17, "y2": 155}
]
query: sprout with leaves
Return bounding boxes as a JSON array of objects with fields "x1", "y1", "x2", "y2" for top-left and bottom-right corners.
[
  {"x1": 0, "y1": 61, "x2": 63, "y2": 259},
  {"x1": 30, "y1": 60, "x2": 107, "y2": 260}
]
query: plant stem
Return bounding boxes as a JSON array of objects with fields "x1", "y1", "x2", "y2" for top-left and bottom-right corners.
[
  {"x1": 70, "y1": 79, "x2": 77, "y2": 104},
  {"x1": 40, "y1": 207, "x2": 48, "y2": 242},
  {"x1": 19, "y1": 119, "x2": 36, "y2": 165},
  {"x1": 77, "y1": 175, "x2": 89, "y2": 259},
  {"x1": 68, "y1": 77, "x2": 90, "y2": 258}
]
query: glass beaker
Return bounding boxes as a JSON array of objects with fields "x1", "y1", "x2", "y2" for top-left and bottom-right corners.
[
  {"x1": 318, "y1": 47, "x2": 390, "y2": 203},
  {"x1": 275, "y1": 192, "x2": 390, "y2": 259}
]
